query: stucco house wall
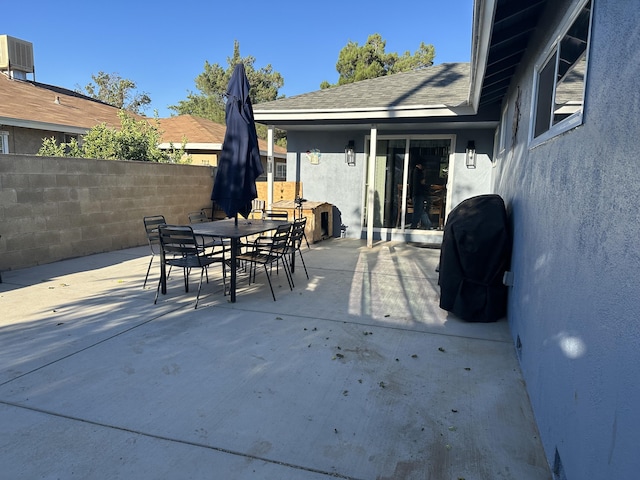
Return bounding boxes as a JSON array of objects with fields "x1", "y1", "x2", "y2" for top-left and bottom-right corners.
[
  {"x1": 286, "y1": 127, "x2": 495, "y2": 240},
  {"x1": 285, "y1": 131, "x2": 367, "y2": 238},
  {"x1": 492, "y1": 1, "x2": 640, "y2": 478},
  {"x1": 1, "y1": 125, "x2": 64, "y2": 155}
]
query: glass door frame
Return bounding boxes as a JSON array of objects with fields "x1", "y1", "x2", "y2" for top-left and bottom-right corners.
[{"x1": 362, "y1": 133, "x2": 457, "y2": 234}]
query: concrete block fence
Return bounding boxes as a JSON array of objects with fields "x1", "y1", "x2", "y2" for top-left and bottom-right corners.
[{"x1": 0, "y1": 154, "x2": 215, "y2": 272}]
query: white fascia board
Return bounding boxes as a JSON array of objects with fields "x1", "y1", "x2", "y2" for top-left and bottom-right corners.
[
  {"x1": 157, "y1": 142, "x2": 286, "y2": 160},
  {"x1": 0, "y1": 116, "x2": 88, "y2": 135},
  {"x1": 260, "y1": 150, "x2": 286, "y2": 159},
  {"x1": 157, "y1": 142, "x2": 223, "y2": 150},
  {"x1": 254, "y1": 104, "x2": 476, "y2": 122},
  {"x1": 468, "y1": 0, "x2": 497, "y2": 111}
]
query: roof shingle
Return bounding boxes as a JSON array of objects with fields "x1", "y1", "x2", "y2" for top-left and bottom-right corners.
[
  {"x1": 255, "y1": 63, "x2": 470, "y2": 112},
  {"x1": 0, "y1": 74, "x2": 125, "y2": 130}
]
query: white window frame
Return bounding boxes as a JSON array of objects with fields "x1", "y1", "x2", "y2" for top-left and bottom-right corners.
[
  {"x1": 0, "y1": 130, "x2": 8, "y2": 154},
  {"x1": 275, "y1": 162, "x2": 287, "y2": 179},
  {"x1": 529, "y1": 0, "x2": 593, "y2": 148}
]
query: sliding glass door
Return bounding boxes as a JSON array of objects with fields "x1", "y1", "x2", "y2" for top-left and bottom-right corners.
[{"x1": 365, "y1": 136, "x2": 452, "y2": 230}]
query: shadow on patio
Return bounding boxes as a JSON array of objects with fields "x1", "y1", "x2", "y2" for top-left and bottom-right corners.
[{"x1": 0, "y1": 239, "x2": 551, "y2": 480}]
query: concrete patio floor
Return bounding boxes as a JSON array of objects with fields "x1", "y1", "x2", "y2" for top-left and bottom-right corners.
[{"x1": 0, "y1": 238, "x2": 552, "y2": 480}]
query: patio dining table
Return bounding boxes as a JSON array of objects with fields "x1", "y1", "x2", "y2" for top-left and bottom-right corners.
[{"x1": 160, "y1": 218, "x2": 289, "y2": 303}]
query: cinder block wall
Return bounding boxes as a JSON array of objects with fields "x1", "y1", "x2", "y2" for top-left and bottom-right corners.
[{"x1": 0, "y1": 154, "x2": 214, "y2": 271}]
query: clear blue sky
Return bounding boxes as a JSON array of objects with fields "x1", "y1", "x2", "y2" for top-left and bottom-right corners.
[{"x1": 4, "y1": 0, "x2": 473, "y2": 117}]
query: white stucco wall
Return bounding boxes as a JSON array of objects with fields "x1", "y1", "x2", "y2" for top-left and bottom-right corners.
[{"x1": 492, "y1": 1, "x2": 640, "y2": 478}]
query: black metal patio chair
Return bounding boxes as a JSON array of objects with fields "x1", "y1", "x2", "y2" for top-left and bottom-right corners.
[
  {"x1": 236, "y1": 223, "x2": 293, "y2": 301},
  {"x1": 154, "y1": 224, "x2": 227, "y2": 309},
  {"x1": 284, "y1": 217, "x2": 309, "y2": 281},
  {"x1": 142, "y1": 215, "x2": 166, "y2": 289},
  {"x1": 188, "y1": 210, "x2": 230, "y2": 253}
]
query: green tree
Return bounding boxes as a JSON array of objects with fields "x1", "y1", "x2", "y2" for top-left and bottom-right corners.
[
  {"x1": 38, "y1": 111, "x2": 189, "y2": 163},
  {"x1": 321, "y1": 34, "x2": 436, "y2": 88},
  {"x1": 170, "y1": 41, "x2": 287, "y2": 146},
  {"x1": 76, "y1": 72, "x2": 152, "y2": 114}
]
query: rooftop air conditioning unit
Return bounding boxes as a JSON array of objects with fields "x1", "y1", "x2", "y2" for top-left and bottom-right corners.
[{"x1": 0, "y1": 35, "x2": 35, "y2": 75}]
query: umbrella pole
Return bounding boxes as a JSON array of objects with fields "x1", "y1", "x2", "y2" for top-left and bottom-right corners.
[{"x1": 235, "y1": 214, "x2": 238, "y2": 226}]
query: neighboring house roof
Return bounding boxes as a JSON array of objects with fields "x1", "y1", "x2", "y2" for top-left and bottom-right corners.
[
  {"x1": 254, "y1": 63, "x2": 474, "y2": 127},
  {"x1": 0, "y1": 73, "x2": 124, "y2": 134},
  {"x1": 156, "y1": 115, "x2": 226, "y2": 147},
  {"x1": 156, "y1": 114, "x2": 286, "y2": 158}
]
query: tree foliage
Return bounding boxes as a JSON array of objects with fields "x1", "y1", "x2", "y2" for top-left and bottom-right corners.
[
  {"x1": 170, "y1": 41, "x2": 286, "y2": 145},
  {"x1": 38, "y1": 111, "x2": 189, "y2": 163},
  {"x1": 76, "y1": 72, "x2": 152, "y2": 114},
  {"x1": 321, "y1": 33, "x2": 436, "y2": 88}
]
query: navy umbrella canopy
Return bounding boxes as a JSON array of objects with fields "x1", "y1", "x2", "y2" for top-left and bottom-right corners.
[{"x1": 212, "y1": 63, "x2": 264, "y2": 222}]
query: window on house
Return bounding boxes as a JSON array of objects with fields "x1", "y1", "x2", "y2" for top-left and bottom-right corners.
[
  {"x1": 532, "y1": 0, "x2": 592, "y2": 144},
  {"x1": 275, "y1": 162, "x2": 286, "y2": 179},
  {"x1": 0, "y1": 131, "x2": 8, "y2": 154}
]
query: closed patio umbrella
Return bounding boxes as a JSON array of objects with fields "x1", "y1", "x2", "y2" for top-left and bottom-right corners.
[{"x1": 212, "y1": 63, "x2": 264, "y2": 224}]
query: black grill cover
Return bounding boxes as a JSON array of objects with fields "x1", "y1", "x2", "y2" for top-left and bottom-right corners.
[{"x1": 438, "y1": 194, "x2": 511, "y2": 322}]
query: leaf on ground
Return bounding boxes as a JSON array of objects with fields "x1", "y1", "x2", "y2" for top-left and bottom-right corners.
[
  {"x1": 411, "y1": 354, "x2": 418, "y2": 358},
  {"x1": 438, "y1": 347, "x2": 446, "y2": 352}
]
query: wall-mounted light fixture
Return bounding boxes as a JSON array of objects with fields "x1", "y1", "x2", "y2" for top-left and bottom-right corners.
[
  {"x1": 345, "y1": 140, "x2": 356, "y2": 166},
  {"x1": 465, "y1": 140, "x2": 476, "y2": 169}
]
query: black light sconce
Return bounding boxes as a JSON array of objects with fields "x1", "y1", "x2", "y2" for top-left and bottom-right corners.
[
  {"x1": 465, "y1": 140, "x2": 476, "y2": 169},
  {"x1": 345, "y1": 140, "x2": 356, "y2": 166}
]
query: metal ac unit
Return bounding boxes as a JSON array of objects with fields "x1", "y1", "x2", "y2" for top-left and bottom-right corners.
[{"x1": 0, "y1": 35, "x2": 35, "y2": 74}]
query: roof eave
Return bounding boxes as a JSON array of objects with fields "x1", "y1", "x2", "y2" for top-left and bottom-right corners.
[
  {"x1": 0, "y1": 116, "x2": 89, "y2": 135},
  {"x1": 254, "y1": 104, "x2": 475, "y2": 123},
  {"x1": 158, "y1": 142, "x2": 223, "y2": 150},
  {"x1": 469, "y1": 0, "x2": 498, "y2": 111}
]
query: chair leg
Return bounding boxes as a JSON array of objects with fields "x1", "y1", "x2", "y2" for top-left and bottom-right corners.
[
  {"x1": 279, "y1": 256, "x2": 294, "y2": 290},
  {"x1": 194, "y1": 268, "x2": 206, "y2": 309},
  {"x1": 183, "y1": 268, "x2": 189, "y2": 292},
  {"x1": 154, "y1": 275, "x2": 162, "y2": 304},
  {"x1": 297, "y1": 249, "x2": 309, "y2": 279},
  {"x1": 143, "y1": 255, "x2": 155, "y2": 288},
  {"x1": 263, "y1": 264, "x2": 276, "y2": 301}
]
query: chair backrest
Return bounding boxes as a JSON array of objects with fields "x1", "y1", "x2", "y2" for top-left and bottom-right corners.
[
  {"x1": 143, "y1": 215, "x2": 166, "y2": 253},
  {"x1": 289, "y1": 217, "x2": 307, "y2": 249},
  {"x1": 267, "y1": 223, "x2": 292, "y2": 253},
  {"x1": 158, "y1": 224, "x2": 202, "y2": 260},
  {"x1": 188, "y1": 210, "x2": 209, "y2": 224},
  {"x1": 264, "y1": 209, "x2": 289, "y2": 221}
]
